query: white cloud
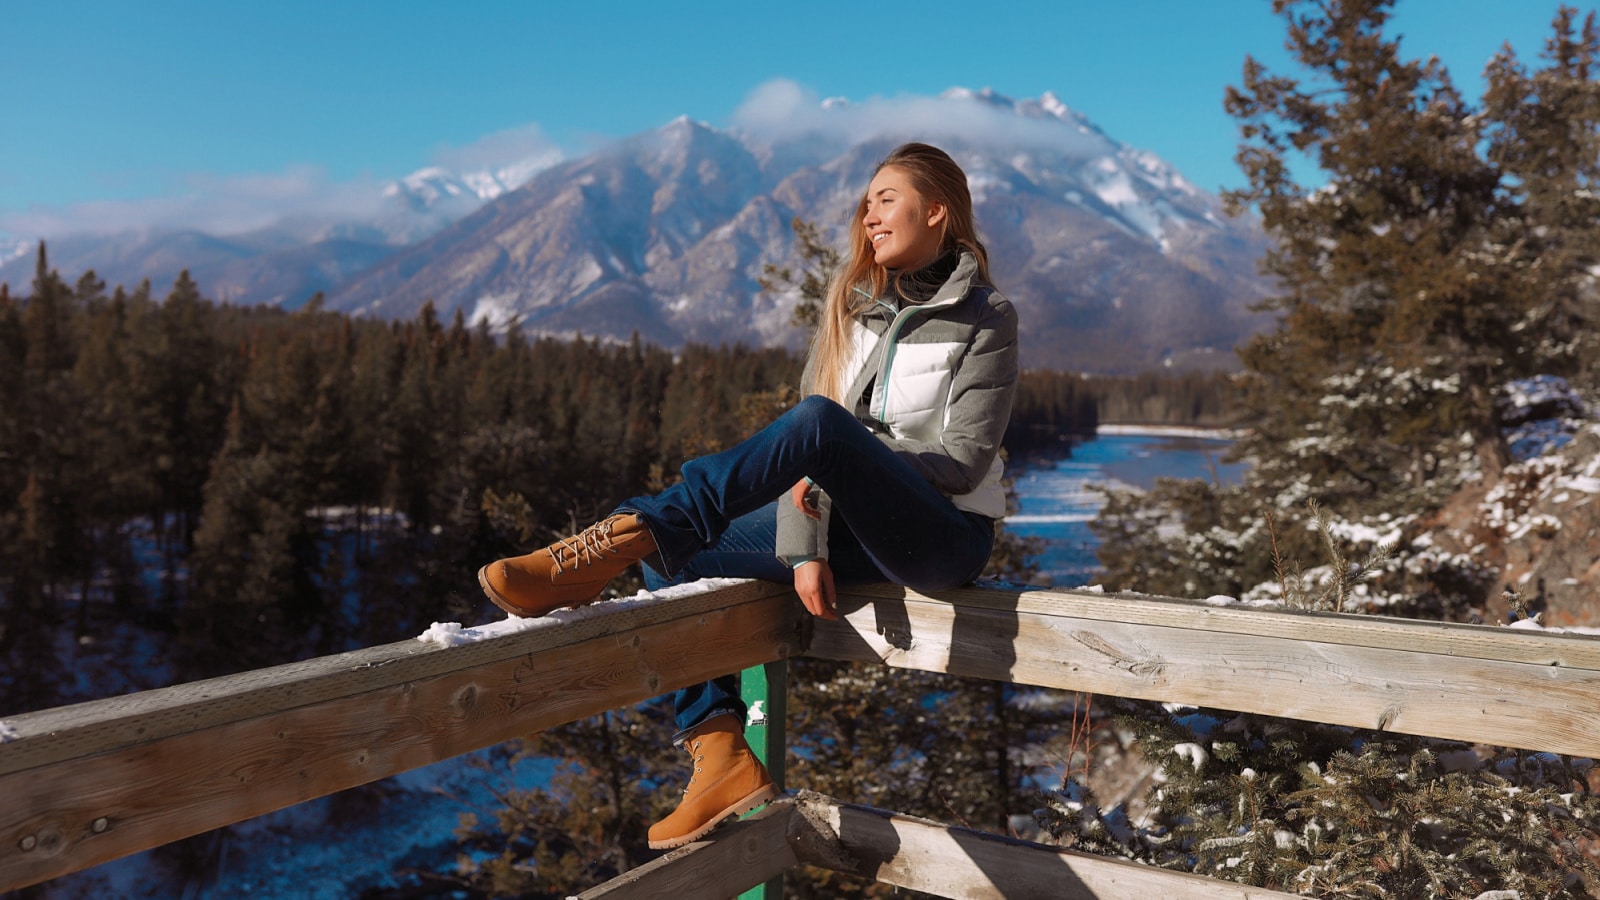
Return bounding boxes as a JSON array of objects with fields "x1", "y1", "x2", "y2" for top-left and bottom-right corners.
[
  {"x1": 431, "y1": 122, "x2": 562, "y2": 173},
  {"x1": 729, "y1": 79, "x2": 1118, "y2": 159},
  {"x1": 0, "y1": 121, "x2": 566, "y2": 242},
  {"x1": 0, "y1": 165, "x2": 385, "y2": 240}
]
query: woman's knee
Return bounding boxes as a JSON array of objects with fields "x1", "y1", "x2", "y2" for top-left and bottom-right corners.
[{"x1": 788, "y1": 394, "x2": 856, "y2": 436}]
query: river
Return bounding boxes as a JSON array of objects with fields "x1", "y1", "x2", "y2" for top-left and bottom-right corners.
[{"x1": 1005, "y1": 429, "x2": 1247, "y2": 586}]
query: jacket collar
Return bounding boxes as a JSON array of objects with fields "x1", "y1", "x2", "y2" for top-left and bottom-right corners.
[{"x1": 854, "y1": 250, "x2": 982, "y2": 316}]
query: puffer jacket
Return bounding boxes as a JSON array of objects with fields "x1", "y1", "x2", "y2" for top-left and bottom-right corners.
[{"x1": 775, "y1": 250, "x2": 1019, "y2": 564}]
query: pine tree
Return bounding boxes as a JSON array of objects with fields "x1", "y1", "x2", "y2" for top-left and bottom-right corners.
[
  {"x1": 1077, "y1": 7, "x2": 1600, "y2": 892},
  {"x1": 758, "y1": 217, "x2": 843, "y2": 330},
  {"x1": 1036, "y1": 700, "x2": 1600, "y2": 898},
  {"x1": 1483, "y1": 6, "x2": 1600, "y2": 389},
  {"x1": 1225, "y1": 0, "x2": 1539, "y2": 504}
]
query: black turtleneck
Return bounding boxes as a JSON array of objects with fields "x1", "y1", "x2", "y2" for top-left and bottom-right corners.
[{"x1": 888, "y1": 249, "x2": 960, "y2": 306}]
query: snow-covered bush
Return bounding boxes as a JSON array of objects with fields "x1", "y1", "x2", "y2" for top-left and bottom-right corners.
[{"x1": 1035, "y1": 699, "x2": 1600, "y2": 898}]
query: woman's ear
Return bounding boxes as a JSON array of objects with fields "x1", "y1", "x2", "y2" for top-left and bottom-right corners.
[{"x1": 925, "y1": 201, "x2": 947, "y2": 229}]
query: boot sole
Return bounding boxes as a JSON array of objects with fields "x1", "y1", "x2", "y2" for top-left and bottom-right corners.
[
  {"x1": 478, "y1": 565, "x2": 604, "y2": 619},
  {"x1": 477, "y1": 565, "x2": 533, "y2": 618},
  {"x1": 646, "y1": 783, "x2": 780, "y2": 850}
]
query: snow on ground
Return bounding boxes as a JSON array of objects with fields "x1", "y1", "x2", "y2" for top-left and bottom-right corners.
[{"x1": 467, "y1": 291, "x2": 522, "y2": 330}]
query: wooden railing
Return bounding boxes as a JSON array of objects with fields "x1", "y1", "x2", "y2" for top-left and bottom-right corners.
[{"x1": 5, "y1": 581, "x2": 1600, "y2": 897}]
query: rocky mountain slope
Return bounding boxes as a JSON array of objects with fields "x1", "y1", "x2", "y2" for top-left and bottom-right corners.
[
  {"x1": 1427, "y1": 423, "x2": 1600, "y2": 627},
  {"x1": 328, "y1": 91, "x2": 1270, "y2": 371}
]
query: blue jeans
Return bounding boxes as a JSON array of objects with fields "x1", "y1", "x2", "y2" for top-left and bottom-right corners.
[{"x1": 617, "y1": 395, "x2": 995, "y2": 741}]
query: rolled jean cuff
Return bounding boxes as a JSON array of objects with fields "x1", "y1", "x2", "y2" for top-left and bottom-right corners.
[{"x1": 671, "y1": 710, "x2": 743, "y2": 747}]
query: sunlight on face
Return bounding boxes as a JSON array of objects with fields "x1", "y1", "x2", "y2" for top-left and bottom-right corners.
[{"x1": 862, "y1": 166, "x2": 947, "y2": 271}]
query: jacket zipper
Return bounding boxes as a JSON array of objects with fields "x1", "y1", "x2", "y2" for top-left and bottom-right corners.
[{"x1": 871, "y1": 291, "x2": 964, "y2": 424}]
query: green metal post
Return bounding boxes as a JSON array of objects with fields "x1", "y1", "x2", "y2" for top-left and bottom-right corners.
[{"x1": 737, "y1": 659, "x2": 787, "y2": 899}]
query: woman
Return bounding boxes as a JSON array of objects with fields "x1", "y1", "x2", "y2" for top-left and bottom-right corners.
[{"x1": 478, "y1": 141, "x2": 1019, "y2": 850}]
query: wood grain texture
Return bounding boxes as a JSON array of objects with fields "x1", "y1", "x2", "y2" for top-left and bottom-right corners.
[
  {"x1": 578, "y1": 793, "x2": 1303, "y2": 900},
  {"x1": 574, "y1": 801, "x2": 796, "y2": 898},
  {"x1": 0, "y1": 584, "x2": 805, "y2": 892},
  {"x1": 844, "y1": 583, "x2": 1600, "y2": 667},
  {"x1": 785, "y1": 791, "x2": 1301, "y2": 900},
  {"x1": 812, "y1": 588, "x2": 1600, "y2": 757}
]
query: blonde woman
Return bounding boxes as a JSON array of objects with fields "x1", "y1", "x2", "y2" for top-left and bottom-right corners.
[{"x1": 478, "y1": 142, "x2": 1020, "y2": 849}]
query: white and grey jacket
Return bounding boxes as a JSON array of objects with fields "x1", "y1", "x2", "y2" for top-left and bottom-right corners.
[{"x1": 775, "y1": 251, "x2": 1020, "y2": 565}]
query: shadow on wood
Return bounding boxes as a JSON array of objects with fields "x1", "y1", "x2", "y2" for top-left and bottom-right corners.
[{"x1": 583, "y1": 791, "x2": 1304, "y2": 900}]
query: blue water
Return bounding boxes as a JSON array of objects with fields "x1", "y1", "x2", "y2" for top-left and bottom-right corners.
[{"x1": 1006, "y1": 432, "x2": 1246, "y2": 586}]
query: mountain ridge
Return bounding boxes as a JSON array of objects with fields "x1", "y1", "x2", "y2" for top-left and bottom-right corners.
[{"x1": 1, "y1": 88, "x2": 1270, "y2": 372}]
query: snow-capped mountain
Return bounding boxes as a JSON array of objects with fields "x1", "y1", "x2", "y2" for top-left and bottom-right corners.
[
  {"x1": 328, "y1": 90, "x2": 1268, "y2": 371},
  {"x1": 0, "y1": 150, "x2": 564, "y2": 308},
  {"x1": 1, "y1": 88, "x2": 1268, "y2": 371},
  {"x1": 386, "y1": 151, "x2": 563, "y2": 208},
  {"x1": 375, "y1": 149, "x2": 563, "y2": 244}
]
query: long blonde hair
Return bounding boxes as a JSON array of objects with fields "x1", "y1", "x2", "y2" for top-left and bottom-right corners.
[{"x1": 805, "y1": 142, "x2": 991, "y2": 402}]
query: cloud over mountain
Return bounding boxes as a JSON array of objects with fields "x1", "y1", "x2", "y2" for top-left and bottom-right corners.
[{"x1": 732, "y1": 79, "x2": 1116, "y2": 159}]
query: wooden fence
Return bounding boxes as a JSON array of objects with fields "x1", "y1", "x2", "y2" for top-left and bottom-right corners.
[{"x1": 4, "y1": 580, "x2": 1600, "y2": 897}]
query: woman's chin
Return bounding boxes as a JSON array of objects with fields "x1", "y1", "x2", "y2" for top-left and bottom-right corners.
[{"x1": 874, "y1": 248, "x2": 913, "y2": 269}]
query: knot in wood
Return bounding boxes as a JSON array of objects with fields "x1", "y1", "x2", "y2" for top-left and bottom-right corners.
[{"x1": 1072, "y1": 630, "x2": 1167, "y2": 679}]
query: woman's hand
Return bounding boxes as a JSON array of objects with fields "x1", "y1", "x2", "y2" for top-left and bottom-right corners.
[
  {"x1": 790, "y1": 479, "x2": 820, "y2": 520},
  {"x1": 793, "y1": 559, "x2": 838, "y2": 620}
]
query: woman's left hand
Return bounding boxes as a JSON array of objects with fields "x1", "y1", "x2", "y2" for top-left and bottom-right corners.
[{"x1": 793, "y1": 559, "x2": 838, "y2": 620}]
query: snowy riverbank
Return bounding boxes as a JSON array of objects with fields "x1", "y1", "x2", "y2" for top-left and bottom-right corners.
[{"x1": 1094, "y1": 422, "x2": 1244, "y2": 440}]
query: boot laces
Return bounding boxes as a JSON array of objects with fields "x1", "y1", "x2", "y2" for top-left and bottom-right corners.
[
  {"x1": 683, "y1": 740, "x2": 704, "y2": 795},
  {"x1": 548, "y1": 517, "x2": 625, "y2": 574}
]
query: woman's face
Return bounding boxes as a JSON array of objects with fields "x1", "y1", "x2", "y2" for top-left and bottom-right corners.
[{"x1": 863, "y1": 166, "x2": 947, "y2": 271}]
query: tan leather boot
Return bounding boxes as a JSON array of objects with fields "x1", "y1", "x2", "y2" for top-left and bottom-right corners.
[
  {"x1": 478, "y1": 513, "x2": 657, "y2": 618},
  {"x1": 647, "y1": 715, "x2": 777, "y2": 850}
]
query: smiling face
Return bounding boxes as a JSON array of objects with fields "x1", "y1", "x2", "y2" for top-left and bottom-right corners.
[{"x1": 863, "y1": 165, "x2": 947, "y2": 271}]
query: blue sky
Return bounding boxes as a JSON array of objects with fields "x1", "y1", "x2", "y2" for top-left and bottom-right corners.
[{"x1": 0, "y1": 0, "x2": 1570, "y2": 239}]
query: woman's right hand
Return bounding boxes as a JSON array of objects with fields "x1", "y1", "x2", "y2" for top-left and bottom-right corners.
[
  {"x1": 790, "y1": 479, "x2": 820, "y2": 520},
  {"x1": 793, "y1": 559, "x2": 838, "y2": 620}
]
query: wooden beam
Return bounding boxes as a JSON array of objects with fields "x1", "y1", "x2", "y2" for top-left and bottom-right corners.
[
  {"x1": 0, "y1": 581, "x2": 805, "y2": 892},
  {"x1": 574, "y1": 801, "x2": 797, "y2": 899},
  {"x1": 846, "y1": 583, "x2": 1600, "y2": 668},
  {"x1": 784, "y1": 791, "x2": 1301, "y2": 900},
  {"x1": 811, "y1": 585, "x2": 1600, "y2": 757},
  {"x1": 579, "y1": 793, "x2": 1302, "y2": 900}
]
